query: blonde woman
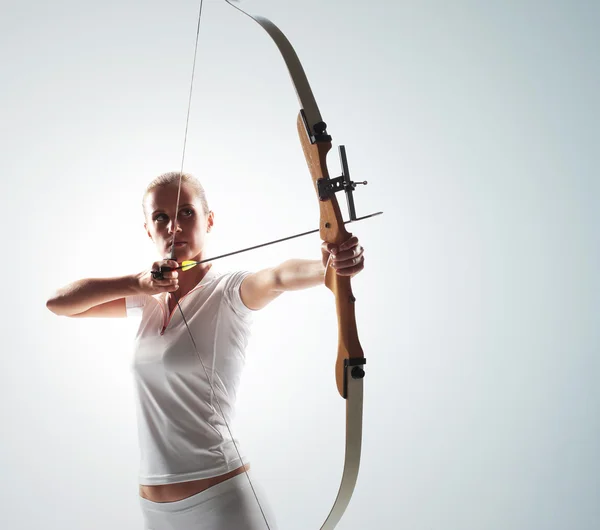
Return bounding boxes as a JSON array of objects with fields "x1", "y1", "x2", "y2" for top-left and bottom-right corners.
[{"x1": 46, "y1": 172, "x2": 365, "y2": 530}]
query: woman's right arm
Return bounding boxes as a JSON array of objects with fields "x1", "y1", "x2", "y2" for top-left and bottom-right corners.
[
  {"x1": 46, "y1": 274, "x2": 144, "y2": 318},
  {"x1": 47, "y1": 260, "x2": 180, "y2": 318}
]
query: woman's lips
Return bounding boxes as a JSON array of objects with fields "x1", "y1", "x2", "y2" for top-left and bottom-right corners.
[{"x1": 173, "y1": 241, "x2": 187, "y2": 247}]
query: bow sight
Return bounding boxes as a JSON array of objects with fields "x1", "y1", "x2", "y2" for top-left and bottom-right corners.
[{"x1": 317, "y1": 145, "x2": 368, "y2": 222}]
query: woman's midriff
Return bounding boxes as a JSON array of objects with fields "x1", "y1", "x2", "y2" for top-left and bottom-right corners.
[{"x1": 139, "y1": 464, "x2": 250, "y2": 503}]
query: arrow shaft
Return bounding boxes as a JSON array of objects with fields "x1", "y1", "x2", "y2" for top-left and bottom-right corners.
[{"x1": 177, "y1": 211, "x2": 382, "y2": 270}]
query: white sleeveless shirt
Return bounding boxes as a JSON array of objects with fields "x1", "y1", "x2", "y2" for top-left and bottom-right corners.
[{"x1": 126, "y1": 268, "x2": 253, "y2": 485}]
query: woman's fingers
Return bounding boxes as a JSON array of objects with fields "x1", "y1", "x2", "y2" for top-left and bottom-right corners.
[
  {"x1": 322, "y1": 237, "x2": 365, "y2": 277},
  {"x1": 147, "y1": 260, "x2": 180, "y2": 292}
]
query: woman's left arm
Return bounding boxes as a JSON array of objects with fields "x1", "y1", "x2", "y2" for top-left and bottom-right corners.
[{"x1": 240, "y1": 236, "x2": 365, "y2": 310}]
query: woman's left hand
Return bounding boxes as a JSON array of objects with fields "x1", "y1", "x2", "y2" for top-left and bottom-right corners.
[{"x1": 321, "y1": 236, "x2": 365, "y2": 277}]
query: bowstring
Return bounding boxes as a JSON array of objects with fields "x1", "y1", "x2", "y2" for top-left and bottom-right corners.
[
  {"x1": 170, "y1": 0, "x2": 205, "y2": 256},
  {"x1": 171, "y1": 1, "x2": 271, "y2": 528}
]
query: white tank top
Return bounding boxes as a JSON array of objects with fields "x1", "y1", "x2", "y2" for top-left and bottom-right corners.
[{"x1": 126, "y1": 268, "x2": 253, "y2": 485}]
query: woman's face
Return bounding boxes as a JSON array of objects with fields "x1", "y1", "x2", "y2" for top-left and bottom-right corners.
[{"x1": 144, "y1": 182, "x2": 213, "y2": 260}]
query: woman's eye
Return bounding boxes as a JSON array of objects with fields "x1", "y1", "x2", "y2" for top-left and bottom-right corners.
[
  {"x1": 181, "y1": 208, "x2": 194, "y2": 217},
  {"x1": 154, "y1": 214, "x2": 168, "y2": 223}
]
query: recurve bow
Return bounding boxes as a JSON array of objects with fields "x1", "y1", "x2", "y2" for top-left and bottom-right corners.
[
  {"x1": 225, "y1": 3, "x2": 368, "y2": 527},
  {"x1": 156, "y1": 1, "x2": 371, "y2": 527}
]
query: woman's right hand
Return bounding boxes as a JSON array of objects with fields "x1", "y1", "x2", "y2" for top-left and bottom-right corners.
[{"x1": 138, "y1": 260, "x2": 180, "y2": 295}]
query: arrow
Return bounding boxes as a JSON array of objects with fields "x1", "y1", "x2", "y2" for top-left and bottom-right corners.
[{"x1": 152, "y1": 211, "x2": 382, "y2": 278}]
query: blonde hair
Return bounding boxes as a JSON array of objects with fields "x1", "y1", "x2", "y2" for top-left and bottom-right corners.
[{"x1": 143, "y1": 171, "x2": 210, "y2": 217}]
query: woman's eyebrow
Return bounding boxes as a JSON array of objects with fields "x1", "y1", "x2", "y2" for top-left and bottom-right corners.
[{"x1": 151, "y1": 203, "x2": 194, "y2": 214}]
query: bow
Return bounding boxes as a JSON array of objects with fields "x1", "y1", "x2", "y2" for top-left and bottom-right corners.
[
  {"x1": 224, "y1": 3, "x2": 369, "y2": 526},
  {"x1": 158, "y1": 1, "x2": 370, "y2": 528}
]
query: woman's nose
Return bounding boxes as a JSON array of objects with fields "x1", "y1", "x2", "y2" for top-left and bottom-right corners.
[{"x1": 168, "y1": 222, "x2": 182, "y2": 234}]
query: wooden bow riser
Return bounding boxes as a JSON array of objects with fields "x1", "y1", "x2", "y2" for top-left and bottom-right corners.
[{"x1": 296, "y1": 113, "x2": 365, "y2": 398}]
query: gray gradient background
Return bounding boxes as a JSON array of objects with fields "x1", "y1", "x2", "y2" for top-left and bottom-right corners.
[{"x1": 1, "y1": 0, "x2": 598, "y2": 529}]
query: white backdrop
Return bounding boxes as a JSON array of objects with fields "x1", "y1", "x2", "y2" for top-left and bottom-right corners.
[{"x1": 1, "y1": 0, "x2": 598, "y2": 529}]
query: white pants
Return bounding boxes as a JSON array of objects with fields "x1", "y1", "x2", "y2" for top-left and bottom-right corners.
[{"x1": 139, "y1": 474, "x2": 278, "y2": 530}]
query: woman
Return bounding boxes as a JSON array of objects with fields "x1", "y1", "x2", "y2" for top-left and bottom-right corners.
[{"x1": 46, "y1": 171, "x2": 365, "y2": 530}]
